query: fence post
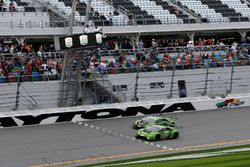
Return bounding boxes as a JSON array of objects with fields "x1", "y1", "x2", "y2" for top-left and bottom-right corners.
[
  {"x1": 229, "y1": 55, "x2": 235, "y2": 94},
  {"x1": 203, "y1": 62, "x2": 209, "y2": 95},
  {"x1": 13, "y1": 73, "x2": 21, "y2": 111},
  {"x1": 169, "y1": 63, "x2": 176, "y2": 98},
  {"x1": 93, "y1": 67, "x2": 98, "y2": 104},
  {"x1": 133, "y1": 62, "x2": 140, "y2": 101}
]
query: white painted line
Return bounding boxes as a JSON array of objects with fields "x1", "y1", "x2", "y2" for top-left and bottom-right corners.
[
  {"x1": 137, "y1": 139, "x2": 142, "y2": 143},
  {"x1": 99, "y1": 148, "x2": 250, "y2": 166},
  {"x1": 156, "y1": 144, "x2": 161, "y2": 148},
  {"x1": 150, "y1": 143, "x2": 155, "y2": 146},
  {"x1": 78, "y1": 122, "x2": 83, "y2": 125},
  {"x1": 162, "y1": 146, "x2": 167, "y2": 149},
  {"x1": 95, "y1": 126, "x2": 100, "y2": 130},
  {"x1": 90, "y1": 125, "x2": 94, "y2": 128}
]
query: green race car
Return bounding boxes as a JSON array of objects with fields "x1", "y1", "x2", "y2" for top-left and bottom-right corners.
[
  {"x1": 136, "y1": 125, "x2": 179, "y2": 141},
  {"x1": 132, "y1": 115, "x2": 175, "y2": 129}
]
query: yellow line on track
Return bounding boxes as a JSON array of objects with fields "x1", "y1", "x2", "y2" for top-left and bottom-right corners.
[{"x1": 30, "y1": 138, "x2": 250, "y2": 167}]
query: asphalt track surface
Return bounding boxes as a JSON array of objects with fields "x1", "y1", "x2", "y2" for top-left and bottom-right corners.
[{"x1": 1, "y1": 107, "x2": 250, "y2": 167}]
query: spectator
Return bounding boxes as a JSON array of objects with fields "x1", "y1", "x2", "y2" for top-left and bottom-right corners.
[
  {"x1": 94, "y1": 26, "x2": 102, "y2": 33},
  {"x1": 231, "y1": 42, "x2": 238, "y2": 53},
  {"x1": 113, "y1": 8, "x2": 119, "y2": 16},
  {"x1": 108, "y1": 12, "x2": 113, "y2": 26},
  {"x1": 0, "y1": 0, "x2": 4, "y2": 12},
  {"x1": 9, "y1": 1, "x2": 16, "y2": 12},
  {"x1": 219, "y1": 41, "x2": 225, "y2": 47},
  {"x1": 128, "y1": 13, "x2": 133, "y2": 25},
  {"x1": 0, "y1": 0, "x2": 6, "y2": 12},
  {"x1": 151, "y1": 39, "x2": 158, "y2": 48},
  {"x1": 100, "y1": 13, "x2": 106, "y2": 21},
  {"x1": 137, "y1": 39, "x2": 145, "y2": 49},
  {"x1": 187, "y1": 40, "x2": 194, "y2": 49}
]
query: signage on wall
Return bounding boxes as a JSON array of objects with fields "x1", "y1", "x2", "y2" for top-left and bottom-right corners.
[
  {"x1": 113, "y1": 85, "x2": 127, "y2": 92},
  {"x1": 178, "y1": 80, "x2": 187, "y2": 98},
  {"x1": 59, "y1": 32, "x2": 103, "y2": 50},
  {"x1": 216, "y1": 98, "x2": 245, "y2": 108},
  {"x1": 0, "y1": 102, "x2": 196, "y2": 127},
  {"x1": 150, "y1": 82, "x2": 164, "y2": 89}
]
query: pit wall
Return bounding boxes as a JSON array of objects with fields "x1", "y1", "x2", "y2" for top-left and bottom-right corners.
[{"x1": 0, "y1": 94, "x2": 249, "y2": 128}]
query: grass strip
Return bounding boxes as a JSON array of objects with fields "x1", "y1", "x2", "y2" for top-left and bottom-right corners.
[{"x1": 81, "y1": 145, "x2": 250, "y2": 167}]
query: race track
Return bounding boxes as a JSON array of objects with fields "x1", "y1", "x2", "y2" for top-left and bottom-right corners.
[{"x1": 0, "y1": 107, "x2": 250, "y2": 167}]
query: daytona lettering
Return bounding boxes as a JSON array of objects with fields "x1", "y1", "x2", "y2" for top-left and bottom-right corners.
[{"x1": 0, "y1": 102, "x2": 195, "y2": 127}]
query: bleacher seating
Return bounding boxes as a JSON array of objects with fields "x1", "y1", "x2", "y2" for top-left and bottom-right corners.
[
  {"x1": 1, "y1": 0, "x2": 36, "y2": 12},
  {"x1": 177, "y1": 0, "x2": 229, "y2": 23},
  {"x1": 111, "y1": 0, "x2": 161, "y2": 25},
  {"x1": 82, "y1": 0, "x2": 128, "y2": 26},
  {"x1": 2, "y1": 0, "x2": 250, "y2": 27},
  {"x1": 130, "y1": 0, "x2": 182, "y2": 24},
  {"x1": 199, "y1": 0, "x2": 249, "y2": 22},
  {"x1": 151, "y1": 0, "x2": 196, "y2": 23},
  {"x1": 220, "y1": 0, "x2": 250, "y2": 18}
]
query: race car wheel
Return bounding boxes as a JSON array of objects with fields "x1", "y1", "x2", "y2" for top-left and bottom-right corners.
[
  {"x1": 170, "y1": 122, "x2": 175, "y2": 127},
  {"x1": 173, "y1": 132, "x2": 179, "y2": 139},
  {"x1": 155, "y1": 134, "x2": 160, "y2": 141}
]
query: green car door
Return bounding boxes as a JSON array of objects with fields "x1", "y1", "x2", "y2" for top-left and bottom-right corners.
[{"x1": 160, "y1": 128, "x2": 170, "y2": 139}]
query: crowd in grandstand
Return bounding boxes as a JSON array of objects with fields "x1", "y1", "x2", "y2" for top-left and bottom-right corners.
[
  {"x1": 0, "y1": 0, "x2": 17, "y2": 12},
  {"x1": 1, "y1": 36, "x2": 250, "y2": 83},
  {"x1": 0, "y1": 43, "x2": 62, "y2": 83}
]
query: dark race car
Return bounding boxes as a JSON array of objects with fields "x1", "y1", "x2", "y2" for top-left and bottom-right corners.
[{"x1": 132, "y1": 115, "x2": 175, "y2": 129}]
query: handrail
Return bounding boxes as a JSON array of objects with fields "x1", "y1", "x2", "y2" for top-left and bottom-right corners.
[
  {"x1": 1, "y1": 59, "x2": 249, "y2": 84},
  {"x1": 0, "y1": 15, "x2": 250, "y2": 29},
  {"x1": 0, "y1": 44, "x2": 249, "y2": 59}
]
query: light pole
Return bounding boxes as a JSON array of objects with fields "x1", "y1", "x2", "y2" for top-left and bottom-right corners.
[
  {"x1": 58, "y1": 0, "x2": 78, "y2": 107},
  {"x1": 84, "y1": 0, "x2": 92, "y2": 32}
]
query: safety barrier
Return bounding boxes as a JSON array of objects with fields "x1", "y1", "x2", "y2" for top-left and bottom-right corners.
[{"x1": 0, "y1": 93, "x2": 249, "y2": 128}]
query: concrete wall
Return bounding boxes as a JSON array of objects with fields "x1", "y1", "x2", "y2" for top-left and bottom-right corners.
[
  {"x1": 0, "y1": 81, "x2": 59, "y2": 112},
  {"x1": 0, "y1": 93, "x2": 248, "y2": 127},
  {"x1": 0, "y1": 66, "x2": 249, "y2": 112},
  {"x1": 105, "y1": 66, "x2": 250, "y2": 101},
  {"x1": 0, "y1": 21, "x2": 250, "y2": 37}
]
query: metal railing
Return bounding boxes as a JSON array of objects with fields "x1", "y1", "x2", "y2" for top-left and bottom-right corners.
[
  {"x1": 0, "y1": 74, "x2": 60, "y2": 84},
  {"x1": 1, "y1": 15, "x2": 250, "y2": 29}
]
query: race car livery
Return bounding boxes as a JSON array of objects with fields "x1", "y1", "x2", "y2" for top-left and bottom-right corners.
[
  {"x1": 132, "y1": 115, "x2": 175, "y2": 129},
  {"x1": 136, "y1": 125, "x2": 179, "y2": 141}
]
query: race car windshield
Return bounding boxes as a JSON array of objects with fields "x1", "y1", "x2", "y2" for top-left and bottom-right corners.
[
  {"x1": 142, "y1": 117, "x2": 155, "y2": 123},
  {"x1": 145, "y1": 126, "x2": 161, "y2": 132}
]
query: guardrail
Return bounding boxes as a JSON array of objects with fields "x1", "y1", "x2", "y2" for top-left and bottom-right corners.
[
  {"x1": 0, "y1": 93, "x2": 249, "y2": 127},
  {"x1": 0, "y1": 44, "x2": 248, "y2": 59},
  {"x1": 0, "y1": 74, "x2": 60, "y2": 84},
  {"x1": 1, "y1": 15, "x2": 250, "y2": 29}
]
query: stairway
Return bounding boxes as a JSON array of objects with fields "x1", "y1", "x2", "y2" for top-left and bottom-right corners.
[{"x1": 82, "y1": 79, "x2": 127, "y2": 104}]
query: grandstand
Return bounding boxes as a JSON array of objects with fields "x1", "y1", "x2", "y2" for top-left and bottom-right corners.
[{"x1": 1, "y1": 0, "x2": 250, "y2": 111}]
